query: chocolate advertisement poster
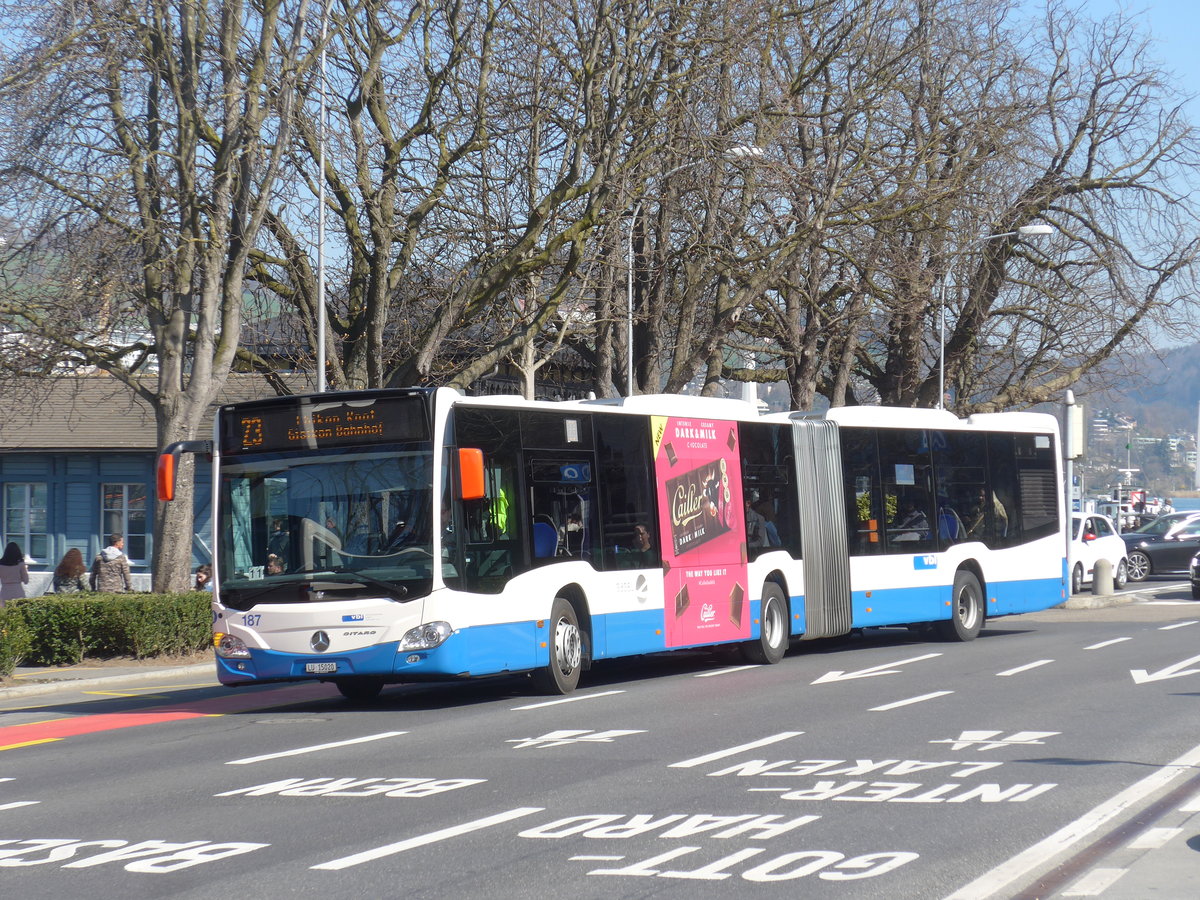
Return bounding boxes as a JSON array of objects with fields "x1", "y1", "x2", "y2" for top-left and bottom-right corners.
[{"x1": 651, "y1": 416, "x2": 750, "y2": 648}]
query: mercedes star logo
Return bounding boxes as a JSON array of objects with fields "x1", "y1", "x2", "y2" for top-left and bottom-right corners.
[{"x1": 310, "y1": 631, "x2": 331, "y2": 653}]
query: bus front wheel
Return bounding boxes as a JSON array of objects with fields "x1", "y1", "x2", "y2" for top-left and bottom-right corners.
[
  {"x1": 532, "y1": 597, "x2": 583, "y2": 694},
  {"x1": 743, "y1": 583, "x2": 789, "y2": 665},
  {"x1": 938, "y1": 571, "x2": 984, "y2": 642},
  {"x1": 335, "y1": 677, "x2": 384, "y2": 702}
]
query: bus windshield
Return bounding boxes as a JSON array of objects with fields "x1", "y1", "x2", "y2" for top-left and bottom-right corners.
[{"x1": 217, "y1": 443, "x2": 435, "y2": 608}]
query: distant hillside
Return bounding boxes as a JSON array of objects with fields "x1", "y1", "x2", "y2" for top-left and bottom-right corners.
[{"x1": 1083, "y1": 342, "x2": 1200, "y2": 435}]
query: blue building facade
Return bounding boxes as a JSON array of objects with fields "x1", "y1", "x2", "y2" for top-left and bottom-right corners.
[{"x1": 0, "y1": 376, "x2": 252, "y2": 595}]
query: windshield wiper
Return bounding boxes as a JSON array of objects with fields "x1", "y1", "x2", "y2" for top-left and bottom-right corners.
[{"x1": 327, "y1": 567, "x2": 412, "y2": 602}]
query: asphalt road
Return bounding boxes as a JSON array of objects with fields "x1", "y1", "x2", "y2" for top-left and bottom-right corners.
[{"x1": 1, "y1": 582, "x2": 1198, "y2": 899}]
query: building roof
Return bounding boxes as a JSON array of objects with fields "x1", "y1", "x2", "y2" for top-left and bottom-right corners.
[{"x1": 0, "y1": 374, "x2": 313, "y2": 451}]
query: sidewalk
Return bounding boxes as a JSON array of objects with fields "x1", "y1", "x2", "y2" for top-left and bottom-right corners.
[{"x1": 2, "y1": 658, "x2": 216, "y2": 700}]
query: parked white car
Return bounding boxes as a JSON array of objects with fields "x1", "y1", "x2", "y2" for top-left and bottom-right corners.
[{"x1": 1070, "y1": 513, "x2": 1128, "y2": 593}]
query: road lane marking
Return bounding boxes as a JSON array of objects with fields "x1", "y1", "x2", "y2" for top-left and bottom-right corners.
[
  {"x1": 1061, "y1": 867, "x2": 1127, "y2": 896},
  {"x1": 695, "y1": 665, "x2": 760, "y2": 678},
  {"x1": 311, "y1": 807, "x2": 544, "y2": 870},
  {"x1": 226, "y1": 731, "x2": 408, "y2": 765},
  {"x1": 812, "y1": 653, "x2": 942, "y2": 684},
  {"x1": 669, "y1": 732, "x2": 804, "y2": 768},
  {"x1": 1159, "y1": 620, "x2": 1197, "y2": 630},
  {"x1": 942, "y1": 740, "x2": 1200, "y2": 900},
  {"x1": 511, "y1": 690, "x2": 625, "y2": 710},
  {"x1": 870, "y1": 691, "x2": 953, "y2": 711},
  {"x1": 1126, "y1": 826, "x2": 1180, "y2": 849},
  {"x1": 1084, "y1": 638, "x2": 1131, "y2": 650},
  {"x1": 996, "y1": 660, "x2": 1055, "y2": 677},
  {"x1": 1180, "y1": 792, "x2": 1200, "y2": 813},
  {"x1": 0, "y1": 801, "x2": 40, "y2": 810},
  {"x1": 1130, "y1": 651, "x2": 1200, "y2": 684},
  {"x1": 0, "y1": 738, "x2": 61, "y2": 752}
]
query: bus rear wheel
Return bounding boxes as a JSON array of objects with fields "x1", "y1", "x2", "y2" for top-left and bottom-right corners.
[
  {"x1": 938, "y1": 570, "x2": 984, "y2": 642},
  {"x1": 743, "y1": 583, "x2": 789, "y2": 665},
  {"x1": 532, "y1": 597, "x2": 582, "y2": 694}
]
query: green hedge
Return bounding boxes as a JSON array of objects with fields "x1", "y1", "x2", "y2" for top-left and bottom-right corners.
[{"x1": 0, "y1": 591, "x2": 212, "y2": 676}]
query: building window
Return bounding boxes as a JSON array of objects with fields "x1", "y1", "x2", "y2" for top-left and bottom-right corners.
[
  {"x1": 3, "y1": 483, "x2": 49, "y2": 562},
  {"x1": 102, "y1": 483, "x2": 148, "y2": 561}
]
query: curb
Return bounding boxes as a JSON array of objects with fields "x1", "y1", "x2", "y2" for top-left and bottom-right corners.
[
  {"x1": 1060, "y1": 593, "x2": 1139, "y2": 610},
  {"x1": 0, "y1": 664, "x2": 216, "y2": 700}
]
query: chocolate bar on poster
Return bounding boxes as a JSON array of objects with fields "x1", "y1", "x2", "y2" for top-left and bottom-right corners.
[
  {"x1": 674, "y1": 584, "x2": 690, "y2": 618},
  {"x1": 665, "y1": 459, "x2": 732, "y2": 556},
  {"x1": 729, "y1": 582, "x2": 745, "y2": 627},
  {"x1": 665, "y1": 442, "x2": 678, "y2": 466}
]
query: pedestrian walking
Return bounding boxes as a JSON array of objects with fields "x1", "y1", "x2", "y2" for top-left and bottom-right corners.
[
  {"x1": 0, "y1": 541, "x2": 30, "y2": 606},
  {"x1": 90, "y1": 534, "x2": 133, "y2": 593},
  {"x1": 52, "y1": 547, "x2": 90, "y2": 593}
]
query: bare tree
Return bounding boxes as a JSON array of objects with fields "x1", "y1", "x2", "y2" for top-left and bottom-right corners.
[{"x1": 0, "y1": 0, "x2": 311, "y2": 589}]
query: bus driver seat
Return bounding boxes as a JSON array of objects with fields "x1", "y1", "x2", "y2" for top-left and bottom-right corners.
[{"x1": 533, "y1": 521, "x2": 558, "y2": 559}]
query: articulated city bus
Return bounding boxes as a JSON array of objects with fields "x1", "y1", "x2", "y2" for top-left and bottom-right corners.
[{"x1": 159, "y1": 388, "x2": 1066, "y2": 699}]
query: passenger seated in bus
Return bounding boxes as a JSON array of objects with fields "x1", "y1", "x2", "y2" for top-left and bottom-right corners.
[
  {"x1": 266, "y1": 553, "x2": 285, "y2": 575},
  {"x1": 753, "y1": 496, "x2": 782, "y2": 547},
  {"x1": 628, "y1": 524, "x2": 655, "y2": 566},
  {"x1": 561, "y1": 512, "x2": 584, "y2": 556},
  {"x1": 967, "y1": 488, "x2": 1008, "y2": 538},
  {"x1": 745, "y1": 495, "x2": 770, "y2": 548},
  {"x1": 891, "y1": 502, "x2": 929, "y2": 541}
]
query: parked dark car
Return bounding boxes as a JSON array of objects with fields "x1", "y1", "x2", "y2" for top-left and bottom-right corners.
[
  {"x1": 1120, "y1": 512, "x2": 1200, "y2": 581},
  {"x1": 1190, "y1": 552, "x2": 1200, "y2": 599}
]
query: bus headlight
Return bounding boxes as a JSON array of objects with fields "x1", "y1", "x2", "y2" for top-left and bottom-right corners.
[
  {"x1": 214, "y1": 632, "x2": 251, "y2": 659},
  {"x1": 400, "y1": 622, "x2": 452, "y2": 651}
]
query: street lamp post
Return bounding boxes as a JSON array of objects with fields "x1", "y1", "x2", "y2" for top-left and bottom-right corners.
[
  {"x1": 625, "y1": 145, "x2": 763, "y2": 396},
  {"x1": 316, "y1": 0, "x2": 332, "y2": 393},
  {"x1": 937, "y1": 222, "x2": 1053, "y2": 410}
]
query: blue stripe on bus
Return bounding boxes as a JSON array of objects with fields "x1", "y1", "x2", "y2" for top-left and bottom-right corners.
[
  {"x1": 213, "y1": 570, "x2": 1061, "y2": 687},
  {"x1": 848, "y1": 574, "x2": 1064, "y2": 628}
]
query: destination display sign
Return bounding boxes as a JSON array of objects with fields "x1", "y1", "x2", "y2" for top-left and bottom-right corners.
[{"x1": 219, "y1": 394, "x2": 429, "y2": 455}]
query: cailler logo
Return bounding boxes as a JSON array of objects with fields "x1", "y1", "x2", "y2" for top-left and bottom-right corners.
[
  {"x1": 699, "y1": 603, "x2": 716, "y2": 623},
  {"x1": 310, "y1": 631, "x2": 331, "y2": 652}
]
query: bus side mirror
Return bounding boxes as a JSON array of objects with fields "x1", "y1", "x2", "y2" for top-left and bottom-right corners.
[
  {"x1": 459, "y1": 448, "x2": 485, "y2": 501},
  {"x1": 157, "y1": 440, "x2": 212, "y2": 501}
]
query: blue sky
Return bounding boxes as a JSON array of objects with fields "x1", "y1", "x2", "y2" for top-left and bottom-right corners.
[{"x1": 1076, "y1": 1, "x2": 1200, "y2": 107}]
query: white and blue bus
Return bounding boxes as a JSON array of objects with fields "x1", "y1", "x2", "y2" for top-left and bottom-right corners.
[{"x1": 159, "y1": 388, "x2": 1067, "y2": 699}]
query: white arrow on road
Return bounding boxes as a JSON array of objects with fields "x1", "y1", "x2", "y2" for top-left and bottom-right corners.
[
  {"x1": 1131, "y1": 652, "x2": 1200, "y2": 685},
  {"x1": 811, "y1": 652, "x2": 942, "y2": 684}
]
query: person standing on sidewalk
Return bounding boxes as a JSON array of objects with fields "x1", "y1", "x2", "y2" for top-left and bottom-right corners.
[
  {"x1": 0, "y1": 541, "x2": 30, "y2": 606},
  {"x1": 90, "y1": 534, "x2": 133, "y2": 593},
  {"x1": 52, "y1": 547, "x2": 90, "y2": 593}
]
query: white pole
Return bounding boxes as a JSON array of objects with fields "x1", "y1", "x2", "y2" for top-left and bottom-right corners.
[
  {"x1": 626, "y1": 202, "x2": 639, "y2": 397},
  {"x1": 938, "y1": 276, "x2": 946, "y2": 409},
  {"x1": 316, "y1": 0, "x2": 331, "y2": 393}
]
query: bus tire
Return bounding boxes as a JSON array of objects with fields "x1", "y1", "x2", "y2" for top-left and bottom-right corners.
[
  {"x1": 532, "y1": 597, "x2": 583, "y2": 694},
  {"x1": 335, "y1": 677, "x2": 384, "y2": 702},
  {"x1": 938, "y1": 570, "x2": 984, "y2": 642},
  {"x1": 743, "y1": 583, "x2": 789, "y2": 665}
]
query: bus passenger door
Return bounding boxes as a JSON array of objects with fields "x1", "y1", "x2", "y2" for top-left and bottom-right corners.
[{"x1": 791, "y1": 419, "x2": 852, "y2": 638}]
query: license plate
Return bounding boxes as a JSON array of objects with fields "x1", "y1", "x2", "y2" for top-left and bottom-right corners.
[{"x1": 305, "y1": 662, "x2": 337, "y2": 674}]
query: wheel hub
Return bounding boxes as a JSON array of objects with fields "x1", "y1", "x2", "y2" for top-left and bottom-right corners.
[{"x1": 553, "y1": 619, "x2": 582, "y2": 674}]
